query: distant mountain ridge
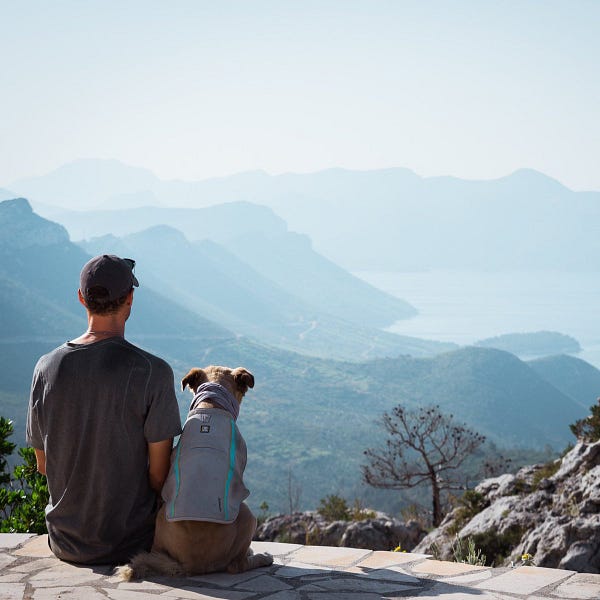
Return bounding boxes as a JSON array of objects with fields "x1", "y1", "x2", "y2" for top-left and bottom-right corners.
[{"x1": 10, "y1": 159, "x2": 600, "y2": 271}]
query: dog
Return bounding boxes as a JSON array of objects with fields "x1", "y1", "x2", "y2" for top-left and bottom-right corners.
[{"x1": 117, "y1": 365, "x2": 273, "y2": 579}]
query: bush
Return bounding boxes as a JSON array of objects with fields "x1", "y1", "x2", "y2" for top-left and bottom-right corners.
[
  {"x1": 349, "y1": 498, "x2": 376, "y2": 521},
  {"x1": 470, "y1": 525, "x2": 525, "y2": 567},
  {"x1": 570, "y1": 400, "x2": 600, "y2": 443},
  {"x1": 0, "y1": 416, "x2": 48, "y2": 534},
  {"x1": 317, "y1": 494, "x2": 350, "y2": 521},
  {"x1": 451, "y1": 534, "x2": 486, "y2": 566}
]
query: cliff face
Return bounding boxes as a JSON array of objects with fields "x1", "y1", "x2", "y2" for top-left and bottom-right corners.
[{"x1": 414, "y1": 441, "x2": 600, "y2": 573}]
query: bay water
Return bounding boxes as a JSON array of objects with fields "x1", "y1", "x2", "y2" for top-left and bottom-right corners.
[{"x1": 355, "y1": 270, "x2": 600, "y2": 370}]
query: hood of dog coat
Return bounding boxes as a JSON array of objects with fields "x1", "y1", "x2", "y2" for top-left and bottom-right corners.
[{"x1": 189, "y1": 382, "x2": 240, "y2": 421}]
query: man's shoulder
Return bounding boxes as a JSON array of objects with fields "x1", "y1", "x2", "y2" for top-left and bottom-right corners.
[
  {"x1": 118, "y1": 339, "x2": 174, "y2": 374},
  {"x1": 34, "y1": 343, "x2": 70, "y2": 369}
]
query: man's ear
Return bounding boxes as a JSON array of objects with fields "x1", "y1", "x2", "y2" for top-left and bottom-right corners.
[
  {"x1": 232, "y1": 368, "x2": 254, "y2": 396},
  {"x1": 78, "y1": 289, "x2": 87, "y2": 307},
  {"x1": 181, "y1": 368, "x2": 208, "y2": 393}
]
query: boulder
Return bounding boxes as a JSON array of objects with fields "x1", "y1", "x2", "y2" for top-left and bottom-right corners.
[
  {"x1": 255, "y1": 511, "x2": 425, "y2": 551},
  {"x1": 413, "y1": 441, "x2": 600, "y2": 573}
]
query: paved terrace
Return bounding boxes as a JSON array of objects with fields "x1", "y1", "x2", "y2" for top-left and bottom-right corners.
[{"x1": 1, "y1": 534, "x2": 599, "y2": 600}]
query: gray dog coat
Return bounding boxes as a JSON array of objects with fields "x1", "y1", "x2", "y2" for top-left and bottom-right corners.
[{"x1": 162, "y1": 383, "x2": 249, "y2": 523}]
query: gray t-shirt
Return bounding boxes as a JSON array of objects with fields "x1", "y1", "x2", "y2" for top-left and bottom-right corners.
[{"x1": 27, "y1": 337, "x2": 182, "y2": 564}]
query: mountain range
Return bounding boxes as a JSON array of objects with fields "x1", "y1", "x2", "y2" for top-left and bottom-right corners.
[
  {"x1": 7, "y1": 159, "x2": 600, "y2": 271},
  {"x1": 0, "y1": 197, "x2": 596, "y2": 513},
  {"x1": 77, "y1": 224, "x2": 445, "y2": 361}
]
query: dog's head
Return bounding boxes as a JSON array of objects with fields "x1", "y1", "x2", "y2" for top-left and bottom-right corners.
[{"x1": 181, "y1": 365, "x2": 255, "y2": 405}]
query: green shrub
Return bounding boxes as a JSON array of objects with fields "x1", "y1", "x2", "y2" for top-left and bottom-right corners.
[
  {"x1": 469, "y1": 526, "x2": 525, "y2": 567},
  {"x1": 451, "y1": 534, "x2": 486, "y2": 566},
  {"x1": 570, "y1": 400, "x2": 600, "y2": 443},
  {"x1": 349, "y1": 498, "x2": 377, "y2": 521},
  {"x1": 317, "y1": 494, "x2": 350, "y2": 521},
  {"x1": 512, "y1": 478, "x2": 529, "y2": 494},
  {"x1": 0, "y1": 417, "x2": 16, "y2": 486},
  {"x1": 0, "y1": 417, "x2": 48, "y2": 534},
  {"x1": 257, "y1": 501, "x2": 270, "y2": 526}
]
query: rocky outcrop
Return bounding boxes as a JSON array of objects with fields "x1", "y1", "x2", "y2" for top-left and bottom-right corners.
[
  {"x1": 414, "y1": 441, "x2": 600, "y2": 572},
  {"x1": 254, "y1": 511, "x2": 425, "y2": 552}
]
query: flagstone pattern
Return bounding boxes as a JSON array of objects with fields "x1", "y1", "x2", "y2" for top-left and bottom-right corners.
[{"x1": 1, "y1": 534, "x2": 599, "y2": 599}]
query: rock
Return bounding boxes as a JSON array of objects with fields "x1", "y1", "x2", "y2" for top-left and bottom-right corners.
[
  {"x1": 553, "y1": 442, "x2": 600, "y2": 480},
  {"x1": 560, "y1": 539, "x2": 600, "y2": 573},
  {"x1": 340, "y1": 518, "x2": 423, "y2": 551},
  {"x1": 414, "y1": 440, "x2": 600, "y2": 573},
  {"x1": 255, "y1": 511, "x2": 425, "y2": 552}
]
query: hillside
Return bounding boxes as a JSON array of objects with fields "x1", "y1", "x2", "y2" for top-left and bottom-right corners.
[
  {"x1": 528, "y1": 354, "x2": 600, "y2": 409},
  {"x1": 347, "y1": 347, "x2": 587, "y2": 449}
]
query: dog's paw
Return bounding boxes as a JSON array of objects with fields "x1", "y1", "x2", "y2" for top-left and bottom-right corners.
[
  {"x1": 113, "y1": 564, "x2": 135, "y2": 581},
  {"x1": 254, "y1": 552, "x2": 274, "y2": 568}
]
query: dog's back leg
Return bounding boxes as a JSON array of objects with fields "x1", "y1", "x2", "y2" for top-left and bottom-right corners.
[
  {"x1": 115, "y1": 550, "x2": 186, "y2": 581},
  {"x1": 225, "y1": 504, "x2": 274, "y2": 574}
]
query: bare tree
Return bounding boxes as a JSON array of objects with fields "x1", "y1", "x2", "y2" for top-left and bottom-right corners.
[
  {"x1": 287, "y1": 468, "x2": 302, "y2": 514},
  {"x1": 363, "y1": 404, "x2": 485, "y2": 527}
]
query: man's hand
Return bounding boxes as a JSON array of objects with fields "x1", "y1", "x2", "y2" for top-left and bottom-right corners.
[
  {"x1": 34, "y1": 448, "x2": 47, "y2": 475},
  {"x1": 148, "y1": 439, "x2": 173, "y2": 493}
]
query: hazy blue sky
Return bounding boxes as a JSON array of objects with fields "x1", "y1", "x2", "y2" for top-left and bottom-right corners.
[{"x1": 1, "y1": 1, "x2": 598, "y2": 190}]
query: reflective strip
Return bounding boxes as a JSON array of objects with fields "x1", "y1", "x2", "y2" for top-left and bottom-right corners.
[
  {"x1": 169, "y1": 441, "x2": 182, "y2": 519},
  {"x1": 223, "y1": 419, "x2": 236, "y2": 521}
]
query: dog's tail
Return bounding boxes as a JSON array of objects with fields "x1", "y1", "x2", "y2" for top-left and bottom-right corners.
[{"x1": 115, "y1": 550, "x2": 186, "y2": 581}]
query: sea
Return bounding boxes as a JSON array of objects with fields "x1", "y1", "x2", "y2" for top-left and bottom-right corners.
[{"x1": 354, "y1": 270, "x2": 600, "y2": 370}]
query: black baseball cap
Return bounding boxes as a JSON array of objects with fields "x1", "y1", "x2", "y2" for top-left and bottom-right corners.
[{"x1": 80, "y1": 255, "x2": 139, "y2": 301}]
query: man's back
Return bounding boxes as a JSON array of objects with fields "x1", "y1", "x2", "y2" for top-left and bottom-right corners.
[{"x1": 27, "y1": 336, "x2": 181, "y2": 564}]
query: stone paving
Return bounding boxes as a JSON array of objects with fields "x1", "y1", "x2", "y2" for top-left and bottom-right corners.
[{"x1": 1, "y1": 534, "x2": 600, "y2": 600}]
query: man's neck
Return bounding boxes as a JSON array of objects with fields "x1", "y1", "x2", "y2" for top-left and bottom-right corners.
[{"x1": 71, "y1": 315, "x2": 126, "y2": 345}]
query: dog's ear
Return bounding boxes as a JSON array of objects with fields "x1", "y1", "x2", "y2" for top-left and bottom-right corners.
[
  {"x1": 232, "y1": 367, "x2": 254, "y2": 396},
  {"x1": 181, "y1": 368, "x2": 208, "y2": 393}
]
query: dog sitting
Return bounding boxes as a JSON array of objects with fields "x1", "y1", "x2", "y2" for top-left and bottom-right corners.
[{"x1": 117, "y1": 365, "x2": 273, "y2": 579}]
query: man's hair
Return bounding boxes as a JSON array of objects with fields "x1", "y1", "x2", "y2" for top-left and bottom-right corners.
[{"x1": 84, "y1": 286, "x2": 131, "y2": 315}]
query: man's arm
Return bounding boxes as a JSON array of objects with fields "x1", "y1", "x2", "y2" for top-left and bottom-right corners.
[
  {"x1": 34, "y1": 448, "x2": 46, "y2": 475},
  {"x1": 148, "y1": 439, "x2": 173, "y2": 493}
]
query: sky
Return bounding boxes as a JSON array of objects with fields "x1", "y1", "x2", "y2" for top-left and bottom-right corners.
[{"x1": 1, "y1": 1, "x2": 599, "y2": 190}]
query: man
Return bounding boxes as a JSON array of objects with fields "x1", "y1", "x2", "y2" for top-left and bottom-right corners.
[{"x1": 27, "y1": 254, "x2": 182, "y2": 564}]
